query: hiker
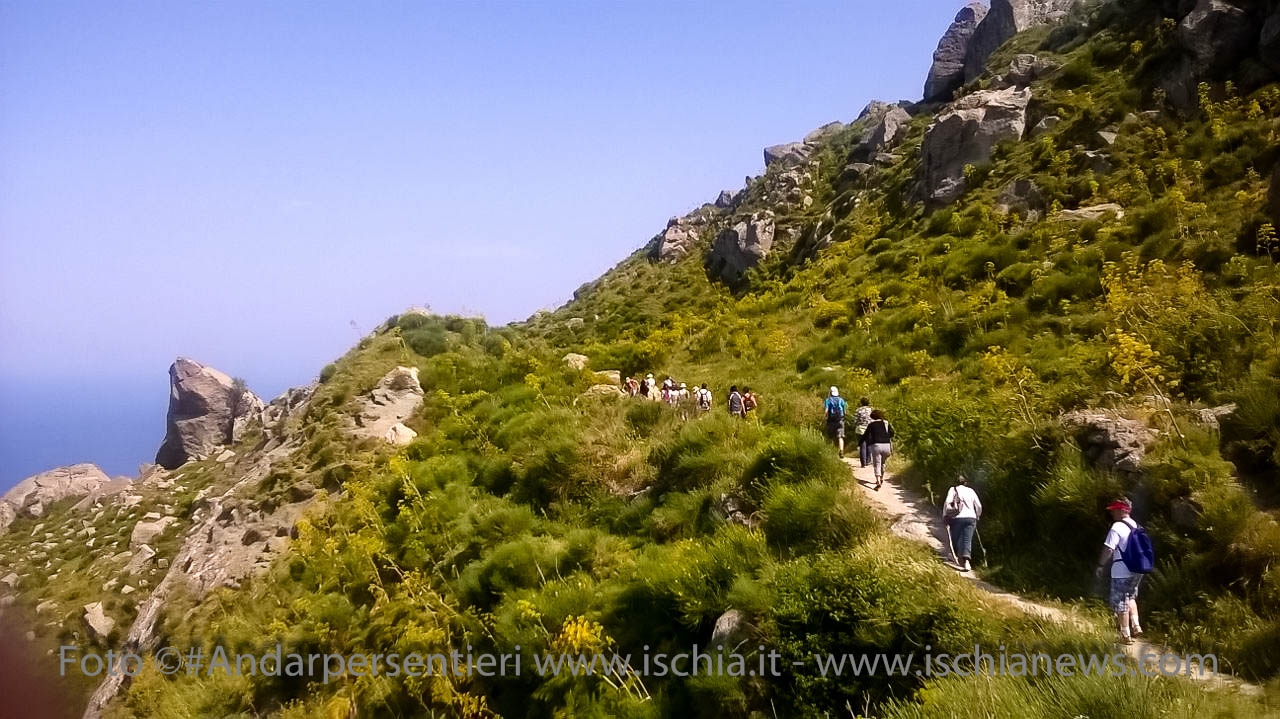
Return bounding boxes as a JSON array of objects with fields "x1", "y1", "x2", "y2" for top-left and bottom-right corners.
[
  {"x1": 1095, "y1": 498, "x2": 1152, "y2": 644},
  {"x1": 645, "y1": 373, "x2": 658, "y2": 401},
  {"x1": 697, "y1": 384, "x2": 713, "y2": 413},
  {"x1": 638, "y1": 375, "x2": 651, "y2": 399},
  {"x1": 625, "y1": 376, "x2": 640, "y2": 397},
  {"x1": 824, "y1": 387, "x2": 848, "y2": 456},
  {"x1": 728, "y1": 385, "x2": 745, "y2": 418},
  {"x1": 943, "y1": 474, "x2": 982, "y2": 572},
  {"x1": 863, "y1": 409, "x2": 894, "y2": 489},
  {"x1": 676, "y1": 382, "x2": 692, "y2": 419},
  {"x1": 852, "y1": 397, "x2": 874, "y2": 467},
  {"x1": 661, "y1": 378, "x2": 674, "y2": 404},
  {"x1": 742, "y1": 387, "x2": 758, "y2": 415}
]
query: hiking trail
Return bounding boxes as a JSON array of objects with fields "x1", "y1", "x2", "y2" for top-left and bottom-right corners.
[{"x1": 843, "y1": 458, "x2": 1261, "y2": 695}]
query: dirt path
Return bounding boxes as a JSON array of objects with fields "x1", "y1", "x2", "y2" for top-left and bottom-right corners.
[{"x1": 843, "y1": 458, "x2": 1260, "y2": 694}]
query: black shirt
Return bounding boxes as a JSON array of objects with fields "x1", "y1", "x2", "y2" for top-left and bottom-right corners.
[{"x1": 863, "y1": 419, "x2": 894, "y2": 444}]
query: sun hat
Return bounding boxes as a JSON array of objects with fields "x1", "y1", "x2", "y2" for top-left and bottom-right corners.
[
  {"x1": 1106, "y1": 499, "x2": 1132, "y2": 511},
  {"x1": 830, "y1": 386, "x2": 839, "y2": 396}
]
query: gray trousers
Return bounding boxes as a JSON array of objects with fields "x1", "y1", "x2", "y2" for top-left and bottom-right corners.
[{"x1": 869, "y1": 442, "x2": 892, "y2": 478}]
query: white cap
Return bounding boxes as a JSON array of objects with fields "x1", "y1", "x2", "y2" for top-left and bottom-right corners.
[
  {"x1": 680, "y1": 382, "x2": 687, "y2": 388},
  {"x1": 830, "y1": 386, "x2": 839, "y2": 396}
]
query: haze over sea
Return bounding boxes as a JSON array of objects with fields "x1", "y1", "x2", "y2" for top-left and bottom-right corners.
[{"x1": 0, "y1": 0, "x2": 959, "y2": 490}]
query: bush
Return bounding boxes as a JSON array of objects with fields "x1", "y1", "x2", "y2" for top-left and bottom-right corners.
[{"x1": 761, "y1": 480, "x2": 875, "y2": 555}]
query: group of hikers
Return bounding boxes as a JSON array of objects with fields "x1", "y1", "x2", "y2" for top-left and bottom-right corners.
[
  {"x1": 822, "y1": 384, "x2": 1152, "y2": 644},
  {"x1": 623, "y1": 374, "x2": 759, "y2": 419}
]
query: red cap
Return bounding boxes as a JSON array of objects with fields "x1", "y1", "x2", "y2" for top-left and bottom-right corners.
[{"x1": 1106, "y1": 499, "x2": 1131, "y2": 511}]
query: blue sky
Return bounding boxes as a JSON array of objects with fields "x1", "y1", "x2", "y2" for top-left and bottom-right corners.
[{"x1": 0, "y1": 0, "x2": 967, "y2": 487}]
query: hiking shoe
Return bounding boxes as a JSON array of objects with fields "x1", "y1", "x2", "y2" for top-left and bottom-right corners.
[
  {"x1": 962, "y1": 560, "x2": 972, "y2": 572},
  {"x1": 1120, "y1": 636, "x2": 1135, "y2": 645}
]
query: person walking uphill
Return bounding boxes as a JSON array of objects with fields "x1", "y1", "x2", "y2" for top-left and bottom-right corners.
[
  {"x1": 852, "y1": 397, "x2": 874, "y2": 467},
  {"x1": 728, "y1": 386, "x2": 746, "y2": 418},
  {"x1": 824, "y1": 387, "x2": 848, "y2": 456},
  {"x1": 863, "y1": 409, "x2": 894, "y2": 489},
  {"x1": 1095, "y1": 498, "x2": 1154, "y2": 644},
  {"x1": 943, "y1": 475, "x2": 982, "y2": 572}
]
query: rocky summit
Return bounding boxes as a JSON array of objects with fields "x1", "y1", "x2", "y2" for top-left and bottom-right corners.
[{"x1": 154, "y1": 358, "x2": 264, "y2": 469}]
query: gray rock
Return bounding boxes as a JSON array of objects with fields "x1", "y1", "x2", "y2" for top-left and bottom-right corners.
[
  {"x1": 347, "y1": 366, "x2": 424, "y2": 443},
  {"x1": 155, "y1": 358, "x2": 263, "y2": 469},
  {"x1": 1081, "y1": 150, "x2": 1114, "y2": 175},
  {"x1": 36, "y1": 600, "x2": 56, "y2": 614},
  {"x1": 1061, "y1": 411, "x2": 1156, "y2": 473},
  {"x1": 287, "y1": 482, "x2": 317, "y2": 503},
  {"x1": 860, "y1": 107, "x2": 912, "y2": 155},
  {"x1": 1055, "y1": 203, "x2": 1125, "y2": 222},
  {"x1": 0, "y1": 573, "x2": 17, "y2": 589},
  {"x1": 924, "y1": 2, "x2": 989, "y2": 102},
  {"x1": 994, "y1": 53, "x2": 1061, "y2": 88},
  {"x1": 842, "y1": 162, "x2": 874, "y2": 180},
  {"x1": 130, "y1": 517, "x2": 177, "y2": 549},
  {"x1": 563, "y1": 353, "x2": 589, "y2": 371},
  {"x1": 83, "y1": 602, "x2": 115, "y2": 643},
  {"x1": 382, "y1": 423, "x2": 417, "y2": 446},
  {"x1": 649, "y1": 216, "x2": 703, "y2": 263},
  {"x1": 995, "y1": 178, "x2": 1046, "y2": 217},
  {"x1": 716, "y1": 494, "x2": 756, "y2": 529},
  {"x1": 1, "y1": 464, "x2": 113, "y2": 533},
  {"x1": 1192, "y1": 404, "x2": 1236, "y2": 431},
  {"x1": 763, "y1": 142, "x2": 812, "y2": 169},
  {"x1": 710, "y1": 609, "x2": 753, "y2": 650},
  {"x1": 124, "y1": 544, "x2": 157, "y2": 576},
  {"x1": 920, "y1": 87, "x2": 1032, "y2": 206},
  {"x1": 965, "y1": 0, "x2": 1078, "y2": 82},
  {"x1": 1178, "y1": 0, "x2": 1254, "y2": 78},
  {"x1": 582, "y1": 384, "x2": 625, "y2": 399},
  {"x1": 594, "y1": 370, "x2": 623, "y2": 386},
  {"x1": 803, "y1": 121, "x2": 845, "y2": 144},
  {"x1": 714, "y1": 190, "x2": 736, "y2": 209},
  {"x1": 708, "y1": 212, "x2": 776, "y2": 284},
  {"x1": 1096, "y1": 130, "x2": 1118, "y2": 146}
]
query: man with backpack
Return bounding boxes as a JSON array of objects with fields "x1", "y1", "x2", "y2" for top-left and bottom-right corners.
[
  {"x1": 824, "y1": 387, "x2": 848, "y2": 456},
  {"x1": 1095, "y1": 498, "x2": 1153, "y2": 644},
  {"x1": 728, "y1": 385, "x2": 745, "y2": 418},
  {"x1": 697, "y1": 384, "x2": 713, "y2": 413},
  {"x1": 742, "y1": 387, "x2": 758, "y2": 415}
]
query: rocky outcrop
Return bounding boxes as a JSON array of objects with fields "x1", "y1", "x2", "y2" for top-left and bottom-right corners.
[
  {"x1": 714, "y1": 190, "x2": 736, "y2": 209},
  {"x1": 920, "y1": 87, "x2": 1032, "y2": 206},
  {"x1": 858, "y1": 106, "x2": 912, "y2": 157},
  {"x1": 649, "y1": 216, "x2": 703, "y2": 263},
  {"x1": 803, "y1": 121, "x2": 845, "y2": 144},
  {"x1": 383, "y1": 423, "x2": 417, "y2": 446},
  {"x1": 763, "y1": 142, "x2": 812, "y2": 169},
  {"x1": 993, "y1": 53, "x2": 1060, "y2": 89},
  {"x1": 155, "y1": 358, "x2": 264, "y2": 469},
  {"x1": 130, "y1": 517, "x2": 177, "y2": 549},
  {"x1": 709, "y1": 609, "x2": 754, "y2": 650},
  {"x1": 563, "y1": 353, "x2": 590, "y2": 371},
  {"x1": 1055, "y1": 203, "x2": 1124, "y2": 222},
  {"x1": 1061, "y1": 411, "x2": 1157, "y2": 473},
  {"x1": 0, "y1": 464, "x2": 112, "y2": 533},
  {"x1": 82, "y1": 602, "x2": 115, "y2": 644},
  {"x1": 259, "y1": 385, "x2": 315, "y2": 450},
  {"x1": 965, "y1": 0, "x2": 1077, "y2": 83},
  {"x1": 924, "y1": 2, "x2": 989, "y2": 102},
  {"x1": 347, "y1": 366, "x2": 424, "y2": 443},
  {"x1": 1162, "y1": 0, "x2": 1264, "y2": 107},
  {"x1": 708, "y1": 212, "x2": 776, "y2": 284}
]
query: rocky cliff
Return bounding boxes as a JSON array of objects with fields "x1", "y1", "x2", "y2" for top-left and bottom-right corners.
[{"x1": 154, "y1": 358, "x2": 264, "y2": 469}]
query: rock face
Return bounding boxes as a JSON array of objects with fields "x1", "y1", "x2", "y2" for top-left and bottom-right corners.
[
  {"x1": 858, "y1": 106, "x2": 913, "y2": 157},
  {"x1": 803, "y1": 121, "x2": 845, "y2": 144},
  {"x1": 383, "y1": 423, "x2": 418, "y2": 446},
  {"x1": 763, "y1": 142, "x2": 812, "y2": 169},
  {"x1": 1178, "y1": 0, "x2": 1254, "y2": 78},
  {"x1": 708, "y1": 212, "x2": 776, "y2": 284},
  {"x1": 82, "y1": 602, "x2": 115, "y2": 643},
  {"x1": 1061, "y1": 411, "x2": 1156, "y2": 473},
  {"x1": 920, "y1": 87, "x2": 1032, "y2": 206},
  {"x1": 924, "y1": 2, "x2": 989, "y2": 102},
  {"x1": 0, "y1": 464, "x2": 112, "y2": 533},
  {"x1": 348, "y1": 366, "x2": 424, "y2": 443},
  {"x1": 965, "y1": 0, "x2": 1077, "y2": 83},
  {"x1": 649, "y1": 216, "x2": 703, "y2": 263},
  {"x1": 993, "y1": 53, "x2": 1060, "y2": 88},
  {"x1": 155, "y1": 358, "x2": 263, "y2": 469}
]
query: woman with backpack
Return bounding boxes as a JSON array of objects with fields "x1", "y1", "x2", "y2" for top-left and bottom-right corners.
[
  {"x1": 942, "y1": 474, "x2": 982, "y2": 572},
  {"x1": 863, "y1": 409, "x2": 894, "y2": 489}
]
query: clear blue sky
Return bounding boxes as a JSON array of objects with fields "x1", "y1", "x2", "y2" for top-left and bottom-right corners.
[{"x1": 0, "y1": 0, "x2": 967, "y2": 487}]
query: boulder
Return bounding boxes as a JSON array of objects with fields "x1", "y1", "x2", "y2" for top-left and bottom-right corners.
[
  {"x1": 1061, "y1": 411, "x2": 1156, "y2": 473},
  {"x1": 763, "y1": 142, "x2": 812, "y2": 169},
  {"x1": 1095, "y1": 130, "x2": 1118, "y2": 146},
  {"x1": 82, "y1": 602, "x2": 114, "y2": 643},
  {"x1": 1055, "y1": 203, "x2": 1124, "y2": 222},
  {"x1": 563, "y1": 353, "x2": 590, "y2": 371},
  {"x1": 1080, "y1": 150, "x2": 1114, "y2": 175},
  {"x1": 924, "y1": 2, "x2": 989, "y2": 102},
  {"x1": 583, "y1": 384, "x2": 625, "y2": 399},
  {"x1": 124, "y1": 544, "x2": 157, "y2": 575},
  {"x1": 383, "y1": 422, "x2": 418, "y2": 446},
  {"x1": 129, "y1": 517, "x2": 177, "y2": 549},
  {"x1": 1192, "y1": 403, "x2": 1236, "y2": 430},
  {"x1": 803, "y1": 121, "x2": 845, "y2": 144},
  {"x1": 965, "y1": 0, "x2": 1078, "y2": 82},
  {"x1": 920, "y1": 87, "x2": 1032, "y2": 206},
  {"x1": 0, "y1": 573, "x2": 17, "y2": 589},
  {"x1": 1177, "y1": 0, "x2": 1254, "y2": 78},
  {"x1": 1, "y1": 464, "x2": 112, "y2": 533},
  {"x1": 1030, "y1": 115, "x2": 1061, "y2": 137},
  {"x1": 858, "y1": 106, "x2": 912, "y2": 156},
  {"x1": 995, "y1": 178, "x2": 1046, "y2": 218},
  {"x1": 994, "y1": 53, "x2": 1060, "y2": 88},
  {"x1": 649, "y1": 216, "x2": 702, "y2": 263},
  {"x1": 347, "y1": 366, "x2": 424, "y2": 443},
  {"x1": 714, "y1": 190, "x2": 736, "y2": 209},
  {"x1": 595, "y1": 370, "x2": 623, "y2": 386},
  {"x1": 708, "y1": 212, "x2": 776, "y2": 284},
  {"x1": 155, "y1": 358, "x2": 263, "y2": 469},
  {"x1": 709, "y1": 609, "x2": 753, "y2": 650}
]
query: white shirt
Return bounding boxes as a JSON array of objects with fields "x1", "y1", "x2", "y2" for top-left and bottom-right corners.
[
  {"x1": 1104, "y1": 519, "x2": 1137, "y2": 579},
  {"x1": 943, "y1": 485, "x2": 982, "y2": 520}
]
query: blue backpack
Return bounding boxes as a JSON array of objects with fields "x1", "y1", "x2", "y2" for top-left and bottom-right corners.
[{"x1": 1120, "y1": 520, "x2": 1156, "y2": 574}]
